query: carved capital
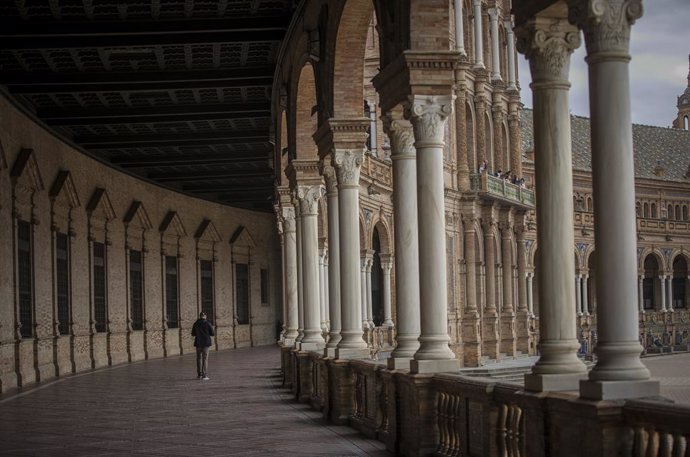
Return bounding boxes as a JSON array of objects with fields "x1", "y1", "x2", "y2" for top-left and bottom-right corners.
[
  {"x1": 568, "y1": 0, "x2": 642, "y2": 57},
  {"x1": 516, "y1": 16, "x2": 581, "y2": 83},
  {"x1": 405, "y1": 95, "x2": 454, "y2": 147},
  {"x1": 296, "y1": 185, "x2": 324, "y2": 216},
  {"x1": 321, "y1": 164, "x2": 338, "y2": 195},
  {"x1": 382, "y1": 113, "x2": 415, "y2": 158},
  {"x1": 332, "y1": 149, "x2": 363, "y2": 187}
]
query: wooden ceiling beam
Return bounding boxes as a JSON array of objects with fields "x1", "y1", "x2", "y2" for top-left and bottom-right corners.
[
  {"x1": 150, "y1": 169, "x2": 272, "y2": 182},
  {"x1": 113, "y1": 154, "x2": 268, "y2": 168},
  {"x1": 76, "y1": 131, "x2": 269, "y2": 148}
]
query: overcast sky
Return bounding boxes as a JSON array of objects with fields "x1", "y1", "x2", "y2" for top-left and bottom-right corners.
[{"x1": 517, "y1": 0, "x2": 690, "y2": 127}]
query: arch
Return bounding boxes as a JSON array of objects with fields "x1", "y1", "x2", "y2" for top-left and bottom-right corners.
[
  {"x1": 372, "y1": 217, "x2": 392, "y2": 255},
  {"x1": 672, "y1": 255, "x2": 688, "y2": 309},
  {"x1": 359, "y1": 213, "x2": 368, "y2": 250},
  {"x1": 330, "y1": 0, "x2": 375, "y2": 119},
  {"x1": 371, "y1": 226, "x2": 384, "y2": 326},
  {"x1": 484, "y1": 110, "x2": 494, "y2": 171},
  {"x1": 643, "y1": 202, "x2": 649, "y2": 218},
  {"x1": 667, "y1": 204, "x2": 673, "y2": 220},
  {"x1": 586, "y1": 196, "x2": 593, "y2": 212},
  {"x1": 684, "y1": 115, "x2": 689, "y2": 130},
  {"x1": 642, "y1": 254, "x2": 662, "y2": 310},
  {"x1": 292, "y1": 62, "x2": 320, "y2": 161},
  {"x1": 638, "y1": 247, "x2": 665, "y2": 272},
  {"x1": 675, "y1": 204, "x2": 681, "y2": 221},
  {"x1": 466, "y1": 100, "x2": 477, "y2": 172},
  {"x1": 683, "y1": 205, "x2": 689, "y2": 221},
  {"x1": 651, "y1": 202, "x2": 657, "y2": 218}
]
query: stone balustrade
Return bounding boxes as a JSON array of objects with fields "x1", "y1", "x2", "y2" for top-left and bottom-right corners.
[
  {"x1": 624, "y1": 400, "x2": 690, "y2": 457},
  {"x1": 470, "y1": 173, "x2": 536, "y2": 208}
]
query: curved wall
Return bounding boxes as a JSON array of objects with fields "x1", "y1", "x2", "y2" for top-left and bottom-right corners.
[{"x1": 0, "y1": 93, "x2": 281, "y2": 393}]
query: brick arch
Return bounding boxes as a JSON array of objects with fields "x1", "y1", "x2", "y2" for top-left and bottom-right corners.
[
  {"x1": 638, "y1": 248, "x2": 665, "y2": 273},
  {"x1": 372, "y1": 217, "x2": 392, "y2": 255},
  {"x1": 276, "y1": 109, "x2": 289, "y2": 186},
  {"x1": 291, "y1": 61, "x2": 320, "y2": 161}
]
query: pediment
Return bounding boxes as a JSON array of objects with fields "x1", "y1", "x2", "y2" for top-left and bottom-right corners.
[
  {"x1": 49, "y1": 170, "x2": 81, "y2": 209},
  {"x1": 10, "y1": 148, "x2": 44, "y2": 192},
  {"x1": 229, "y1": 225, "x2": 256, "y2": 248},
  {"x1": 86, "y1": 187, "x2": 116, "y2": 221},
  {"x1": 159, "y1": 210, "x2": 187, "y2": 237},
  {"x1": 194, "y1": 219, "x2": 222, "y2": 243},
  {"x1": 123, "y1": 200, "x2": 152, "y2": 230}
]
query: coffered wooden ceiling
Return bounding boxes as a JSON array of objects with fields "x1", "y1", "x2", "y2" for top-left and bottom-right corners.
[{"x1": 0, "y1": 0, "x2": 295, "y2": 211}]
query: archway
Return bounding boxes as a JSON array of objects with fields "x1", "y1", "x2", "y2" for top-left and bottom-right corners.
[
  {"x1": 587, "y1": 251, "x2": 596, "y2": 314},
  {"x1": 371, "y1": 227, "x2": 384, "y2": 326},
  {"x1": 672, "y1": 256, "x2": 688, "y2": 309},
  {"x1": 643, "y1": 255, "x2": 660, "y2": 310}
]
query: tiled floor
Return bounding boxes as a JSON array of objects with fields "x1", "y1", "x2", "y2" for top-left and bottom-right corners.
[{"x1": 0, "y1": 346, "x2": 391, "y2": 457}]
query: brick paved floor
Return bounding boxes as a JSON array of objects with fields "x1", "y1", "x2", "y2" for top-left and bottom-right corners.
[
  {"x1": 642, "y1": 352, "x2": 690, "y2": 405},
  {"x1": 0, "y1": 345, "x2": 391, "y2": 457}
]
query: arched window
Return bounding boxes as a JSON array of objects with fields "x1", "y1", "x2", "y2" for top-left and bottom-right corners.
[
  {"x1": 684, "y1": 115, "x2": 689, "y2": 130},
  {"x1": 586, "y1": 196, "x2": 593, "y2": 212},
  {"x1": 675, "y1": 205, "x2": 681, "y2": 221},
  {"x1": 643, "y1": 202, "x2": 649, "y2": 218},
  {"x1": 371, "y1": 228, "x2": 383, "y2": 326},
  {"x1": 683, "y1": 205, "x2": 688, "y2": 221},
  {"x1": 672, "y1": 257, "x2": 688, "y2": 309},
  {"x1": 668, "y1": 204, "x2": 674, "y2": 220},
  {"x1": 651, "y1": 203, "x2": 657, "y2": 218},
  {"x1": 636, "y1": 201, "x2": 641, "y2": 217},
  {"x1": 643, "y1": 255, "x2": 660, "y2": 310}
]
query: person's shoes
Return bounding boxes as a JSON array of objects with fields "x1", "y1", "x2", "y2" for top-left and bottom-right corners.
[
  {"x1": 202, "y1": 376, "x2": 210, "y2": 381},
  {"x1": 197, "y1": 375, "x2": 203, "y2": 379}
]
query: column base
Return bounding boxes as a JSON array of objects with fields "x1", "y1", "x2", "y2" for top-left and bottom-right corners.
[
  {"x1": 335, "y1": 347, "x2": 370, "y2": 360},
  {"x1": 579, "y1": 379, "x2": 660, "y2": 400},
  {"x1": 387, "y1": 357, "x2": 412, "y2": 370},
  {"x1": 282, "y1": 338, "x2": 296, "y2": 348},
  {"x1": 300, "y1": 341, "x2": 325, "y2": 352},
  {"x1": 324, "y1": 347, "x2": 337, "y2": 358},
  {"x1": 410, "y1": 358, "x2": 460, "y2": 374},
  {"x1": 524, "y1": 372, "x2": 588, "y2": 392}
]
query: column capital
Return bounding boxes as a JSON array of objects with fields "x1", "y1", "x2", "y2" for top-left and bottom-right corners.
[
  {"x1": 296, "y1": 185, "x2": 325, "y2": 216},
  {"x1": 488, "y1": 6, "x2": 500, "y2": 20},
  {"x1": 281, "y1": 206, "x2": 296, "y2": 233},
  {"x1": 567, "y1": 0, "x2": 642, "y2": 58},
  {"x1": 404, "y1": 95, "x2": 454, "y2": 147},
  {"x1": 381, "y1": 111, "x2": 416, "y2": 159},
  {"x1": 332, "y1": 149, "x2": 364, "y2": 188},
  {"x1": 515, "y1": 16, "x2": 581, "y2": 84},
  {"x1": 320, "y1": 163, "x2": 338, "y2": 195}
]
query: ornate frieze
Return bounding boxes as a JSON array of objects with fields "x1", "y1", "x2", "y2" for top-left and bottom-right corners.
[
  {"x1": 515, "y1": 17, "x2": 581, "y2": 83},
  {"x1": 568, "y1": 0, "x2": 643, "y2": 56}
]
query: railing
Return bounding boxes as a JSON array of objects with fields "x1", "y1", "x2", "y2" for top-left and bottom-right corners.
[
  {"x1": 361, "y1": 152, "x2": 392, "y2": 187},
  {"x1": 470, "y1": 173, "x2": 536, "y2": 208},
  {"x1": 638, "y1": 217, "x2": 690, "y2": 234},
  {"x1": 624, "y1": 400, "x2": 690, "y2": 457}
]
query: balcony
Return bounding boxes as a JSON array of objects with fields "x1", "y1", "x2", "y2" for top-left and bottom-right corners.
[{"x1": 470, "y1": 173, "x2": 536, "y2": 208}]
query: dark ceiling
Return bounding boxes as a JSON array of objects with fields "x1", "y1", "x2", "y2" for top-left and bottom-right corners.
[{"x1": 0, "y1": 0, "x2": 295, "y2": 212}]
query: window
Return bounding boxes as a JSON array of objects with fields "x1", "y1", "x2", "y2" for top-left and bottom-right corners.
[
  {"x1": 642, "y1": 277, "x2": 655, "y2": 310},
  {"x1": 236, "y1": 263, "x2": 249, "y2": 325},
  {"x1": 165, "y1": 256, "x2": 179, "y2": 329},
  {"x1": 17, "y1": 220, "x2": 33, "y2": 338},
  {"x1": 56, "y1": 232, "x2": 70, "y2": 335},
  {"x1": 129, "y1": 250, "x2": 143, "y2": 331},
  {"x1": 260, "y1": 268, "x2": 269, "y2": 305},
  {"x1": 93, "y1": 242, "x2": 107, "y2": 333},
  {"x1": 200, "y1": 260, "x2": 214, "y2": 323},
  {"x1": 651, "y1": 203, "x2": 657, "y2": 219}
]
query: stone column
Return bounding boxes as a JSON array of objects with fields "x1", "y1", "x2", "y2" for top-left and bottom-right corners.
[
  {"x1": 472, "y1": 0, "x2": 485, "y2": 69},
  {"x1": 365, "y1": 251, "x2": 374, "y2": 328},
  {"x1": 454, "y1": 0, "x2": 466, "y2": 55},
  {"x1": 475, "y1": 98, "x2": 487, "y2": 168},
  {"x1": 454, "y1": 85, "x2": 471, "y2": 190},
  {"x1": 483, "y1": 217, "x2": 500, "y2": 359},
  {"x1": 462, "y1": 217, "x2": 481, "y2": 366},
  {"x1": 570, "y1": 0, "x2": 657, "y2": 400},
  {"x1": 319, "y1": 248, "x2": 328, "y2": 333},
  {"x1": 382, "y1": 114, "x2": 421, "y2": 369},
  {"x1": 516, "y1": 15, "x2": 587, "y2": 391},
  {"x1": 282, "y1": 207, "x2": 299, "y2": 346},
  {"x1": 407, "y1": 95, "x2": 459, "y2": 374},
  {"x1": 527, "y1": 272, "x2": 534, "y2": 316},
  {"x1": 575, "y1": 274, "x2": 582, "y2": 316},
  {"x1": 296, "y1": 185, "x2": 326, "y2": 351},
  {"x1": 295, "y1": 200, "x2": 304, "y2": 344},
  {"x1": 505, "y1": 16, "x2": 517, "y2": 90},
  {"x1": 667, "y1": 275, "x2": 674, "y2": 312},
  {"x1": 333, "y1": 149, "x2": 369, "y2": 358},
  {"x1": 360, "y1": 253, "x2": 369, "y2": 329},
  {"x1": 322, "y1": 165, "x2": 342, "y2": 356},
  {"x1": 660, "y1": 276, "x2": 667, "y2": 312},
  {"x1": 515, "y1": 222, "x2": 530, "y2": 355},
  {"x1": 500, "y1": 220, "x2": 516, "y2": 357},
  {"x1": 380, "y1": 255, "x2": 394, "y2": 328},
  {"x1": 488, "y1": 7, "x2": 501, "y2": 81},
  {"x1": 582, "y1": 274, "x2": 589, "y2": 315},
  {"x1": 638, "y1": 275, "x2": 644, "y2": 314}
]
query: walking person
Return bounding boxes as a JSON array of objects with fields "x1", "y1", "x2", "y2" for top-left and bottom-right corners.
[{"x1": 192, "y1": 312, "x2": 214, "y2": 380}]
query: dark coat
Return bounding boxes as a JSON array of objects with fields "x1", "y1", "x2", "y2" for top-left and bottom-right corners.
[{"x1": 192, "y1": 318, "x2": 215, "y2": 347}]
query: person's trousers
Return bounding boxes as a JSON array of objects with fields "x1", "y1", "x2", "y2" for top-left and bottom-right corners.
[{"x1": 196, "y1": 346, "x2": 210, "y2": 376}]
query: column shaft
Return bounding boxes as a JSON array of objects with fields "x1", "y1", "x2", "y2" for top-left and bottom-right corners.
[
  {"x1": 360, "y1": 256, "x2": 368, "y2": 329},
  {"x1": 282, "y1": 208, "x2": 299, "y2": 345},
  {"x1": 575, "y1": 275, "x2": 582, "y2": 315},
  {"x1": 365, "y1": 254, "x2": 374, "y2": 327},
  {"x1": 660, "y1": 276, "x2": 666, "y2": 312},
  {"x1": 381, "y1": 260, "x2": 394, "y2": 328},
  {"x1": 527, "y1": 273, "x2": 534, "y2": 316},
  {"x1": 323, "y1": 166, "x2": 342, "y2": 352},
  {"x1": 667, "y1": 275, "x2": 673, "y2": 312},
  {"x1": 638, "y1": 276, "x2": 644, "y2": 314},
  {"x1": 473, "y1": 0, "x2": 485, "y2": 68},
  {"x1": 489, "y1": 8, "x2": 501, "y2": 80},
  {"x1": 295, "y1": 205, "x2": 304, "y2": 343},
  {"x1": 505, "y1": 19, "x2": 517, "y2": 89},
  {"x1": 454, "y1": 0, "x2": 466, "y2": 55},
  {"x1": 582, "y1": 275, "x2": 589, "y2": 315}
]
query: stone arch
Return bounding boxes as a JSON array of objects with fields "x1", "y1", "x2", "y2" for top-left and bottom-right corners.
[
  {"x1": 276, "y1": 108, "x2": 289, "y2": 185},
  {"x1": 671, "y1": 254, "x2": 689, "y2": 309},
  {"x1": 642, "y1": 252, "x2": 663, "y2": 311},
  {"x1": 637, "y1": 247, "x2": 665, "y2": 272},
  {"x1": 372, "y1": 216, "x2": 392, "y2": 255}
]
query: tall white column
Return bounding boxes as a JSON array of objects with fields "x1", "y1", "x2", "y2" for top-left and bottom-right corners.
[
  {"x1": 505, "y1": 16, "x2": 517, "y2": 90},
  {"x1": 360, "y1": 253, "x2": 368, "y2": 329},
  {"x1": 369, "y1": 103, "x2": 378, "y2": 154},
  {"x1": 295, "y1": 200, "x2": 304, "y2": 344},
  {"x1": 571, "y1": 0, "x2": 657, "y2": 400},
  {"x1": 282, "y1": 207, "x2": 299, "y2": 346},
  {"x1": 333, "y1": 149, "x2": 369, "y2": 358},
  {"x1": 582, "y1": 274, "x2": 589, "y2": 316},
  {"x1": 276, "y1": 214, "x2": 287, "y2": 343},
  {"x1": 527, "y1": 272, "x2": 534, "y2": 316},
  {"x1": 516, "y1": 16, "x2": 587, "y2": 391},
  {"x1": 472, "y1": 0, "x2": 485, "y2": 69},
  {"x1": 575, "y1": 274, "x2": 582, "y2": 316},
  {"x1": 407, "y1": 95, "x2": 459, "y2": 374},
  {"x1": 365, "y1": 251, "x2": 374, "y2": 328},
  {"x1": 488, "y1": 8, "x2": 501, "y2": 81},
  {"x1": 297, "y1": 185, "x2": 326, "y2": 351},
  {"x1": 382, "y1": 113, "x2": 421, "y2": 369},
  {"x1": 660, "y1": 276, "x2": 667, "y2": 312},
  {"x1": 380, "y1": 255, "x2": 394, "y2": 328},
  {"x1": 319, "y1": 248, "x2": 328, "y2": 333},
  {"x1": 324, "y1": 258, "x2": 330, "y2": 325},
  {"x1": 666, "y1": 275, "x2": 673, "y2": 312},
  {"x1": 322, "y1": 165, "x2": 342, "y2": 355},
  {"x1": 638, "y1": 275, "x2": 645, "y2": 314},
  {"x1": 454, "y1": 0, "x2": 466, "y2": 55}
]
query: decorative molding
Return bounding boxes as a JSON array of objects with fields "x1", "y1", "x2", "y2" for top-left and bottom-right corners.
[
  {"x1": 49, "y1": 170, "x2": 80, "y2": 209},
  {"x1": 281, "y1": 206, "x2": 296, "y2": 233},
  {"x1": 86, "y1": 187, "x2": 116, "y2": 221},
  {"x1": 515, "y1": 16, "x2": 581, "y2": 82},
  {"x1": 230, "y1": 225, "x2": 256, "y2": 248},
  {"x1": 405, "y1": 95, "x2": 454, "y2": 146},
  {"x1": 333, "y1": 149, "x2": 364, "y2": 187},
  {"x1": 123, "y1": 200, "x2": 152, "y2": 230},
  {"x1": 321, "y1": 164, "x2": 338, "y2": 194},
  {"x1": 10, "y1": 148, "x2": 44, "y2": 192},
  {"x1": 297, "y1": 184, "x2": 325, "y2": 215},
  {"x1": 382, "y1": 113, "x2": 415, "y2": 159},
  {"x1": 568, "y1": 0, "x2": 642, "y2": 56},
  {"x1": 194, "y1": 218, "x2": 222, "y2": 242},
  {"x1": 159, "y1": 210, "x2": 187, "y2": 237}
]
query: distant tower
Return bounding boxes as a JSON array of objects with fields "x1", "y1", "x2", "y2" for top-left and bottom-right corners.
[{"x1": 673, "y1": 54, "x2": 690, "y2": 130}]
